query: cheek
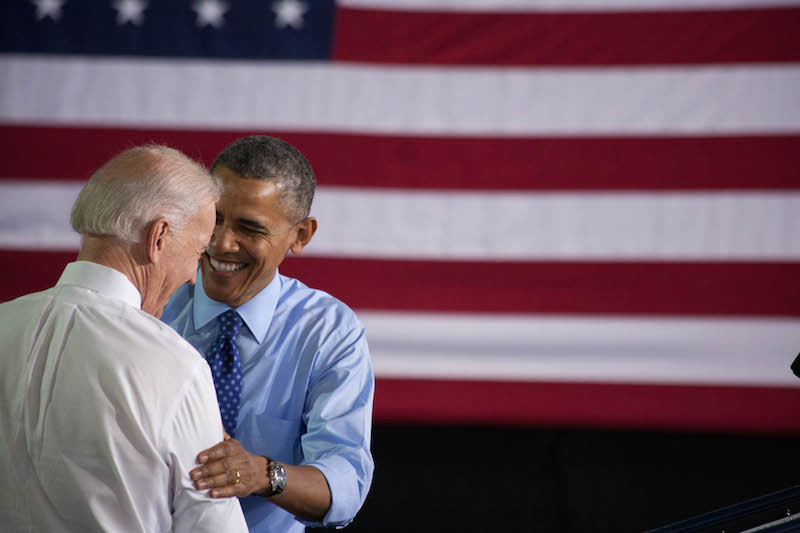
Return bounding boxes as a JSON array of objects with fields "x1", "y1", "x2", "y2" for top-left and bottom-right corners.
[
  {"x1": 182, "y1": 251, "x2": 197, "y2": 277},
  {"x1": 258, "y1": 248, "x2": 280, "y2": 268}
]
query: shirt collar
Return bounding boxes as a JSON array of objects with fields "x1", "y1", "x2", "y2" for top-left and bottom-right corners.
[
  {"x1": 193, "y1": 269, "x2": 281, "y2": 344},
  {"x1": 56, "y1": 261, "x2": 142, "y2": 309}
]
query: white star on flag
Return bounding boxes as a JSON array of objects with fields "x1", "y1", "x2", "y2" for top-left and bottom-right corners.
[
  {"x1": 272, "y1": 0, "x2": 307, "y2": 30},
  {"x1": 113, "y1": 0, "x2": 147, "y2": 26},
  {"x1": 31, "y1": 0, "x2": 64, "y2": 21},
  {"x1": 193, "y1": 0, "x2": 228, "y2": 29}
]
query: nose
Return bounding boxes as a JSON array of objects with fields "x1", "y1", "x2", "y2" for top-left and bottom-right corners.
[{"x1": 209, "y1": 223, "x2": 240, "y2": 255}]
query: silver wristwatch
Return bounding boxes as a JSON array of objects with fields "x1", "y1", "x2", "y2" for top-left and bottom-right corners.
[{"x1": 262, "y1": 457, "x2": 287, "y2": 497}]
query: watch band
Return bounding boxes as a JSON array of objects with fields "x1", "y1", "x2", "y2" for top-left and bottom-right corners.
[{"x1": 259, "y1": 456, "x2": 287, "y2": 497}]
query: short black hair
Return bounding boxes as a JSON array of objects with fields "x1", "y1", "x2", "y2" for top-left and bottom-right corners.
[{"x1": 211, "y1": 135, "x2": 316, "y2": 221}]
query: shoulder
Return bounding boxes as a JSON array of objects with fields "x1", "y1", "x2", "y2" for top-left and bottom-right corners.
[
  {"x1": 277, "y1": 274, "x2": 364, "y2": 336},
  {"x1": 97, "y1": 307, "x2": 214, "y2": 426},
  {"x1": 0, "y1": 288, "x2": 57, "y2": 344},
  {"x1": 62, "y1": 294, "x2": 208, "y2": 380},
  {"x1": 3, "y1": 286, "x2": 208, "y2": 404},
  {"x1": 0, "y1": 286, "x2": 56, "y2": 313},
  {"x1": 124, "y1": 308, "x2": 203, "y2": 366},
  {"x1": 275, "y1": 274, "x2": 371, "y2": 371}
]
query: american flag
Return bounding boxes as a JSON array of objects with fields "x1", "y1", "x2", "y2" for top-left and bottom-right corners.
[{"x1": 2, "y1": 0, "x2": 799, "y2": 433}]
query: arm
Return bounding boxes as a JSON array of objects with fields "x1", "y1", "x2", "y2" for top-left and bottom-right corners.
[
  {"x1": 165, "y1": 362, "x2": 248, "y2": 533},
  {"x1": 298, "y1": 323, "x2": 375, "y2": 527},
  {"x1": 191, "y1": 438, "x2": 332, "y2": 522},
  {"x1": 269, "y1": 463, "x2": 331, "y2": 520}
]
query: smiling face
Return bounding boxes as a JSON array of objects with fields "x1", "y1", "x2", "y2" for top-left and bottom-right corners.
[{"x1": 200, "y1": 165, "x2": 315, "y2": 308}]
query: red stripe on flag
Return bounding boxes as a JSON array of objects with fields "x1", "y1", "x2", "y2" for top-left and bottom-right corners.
[
  {"x1": 281, "y1": 257, "x2": 800, "y2": 316},
  {"x1": 4, "y1": 251, "x2": 798, "y2": 316},
  {"x1": 333, "y1": 6, "x2": 800, "y2": 66},
  {"x1": 0, "y1": 251, "x2": 77, "y2": 303},
  {"x1": 374, "y1": 378, "x2": 800, "y2": 434},
  {"x1": 3, "y1": 126, "x2": 800, "y2": 190}
]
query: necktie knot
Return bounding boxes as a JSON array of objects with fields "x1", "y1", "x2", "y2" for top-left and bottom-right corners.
[{"x1": 219, "y1": 309, "x2": 244, "y2": 339}]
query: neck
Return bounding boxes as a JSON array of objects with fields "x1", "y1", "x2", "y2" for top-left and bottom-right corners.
[{"x1": 77, "y1": 234, "x2": 154, "y2": 314}]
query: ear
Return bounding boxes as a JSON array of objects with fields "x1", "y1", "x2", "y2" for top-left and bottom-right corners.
[
  {"x1": 289, "y1": 217, "x2": 317, "y2": 255},
  {"x1": 145, "y1": 217, "x2": 171, "y2": 264}
]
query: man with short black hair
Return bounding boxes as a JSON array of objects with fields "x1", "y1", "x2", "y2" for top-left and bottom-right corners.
[
  {"x1": 162, "y1": 135, "x2": 374, "y2": 532},
  {"x1": 0, "y1": 145, "x2": 247, "y2": 532}
]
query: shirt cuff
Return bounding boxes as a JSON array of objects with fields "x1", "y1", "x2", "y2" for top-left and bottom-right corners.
[{"x1": 303, "y1": 455, "x2": 360, "y2": 528}]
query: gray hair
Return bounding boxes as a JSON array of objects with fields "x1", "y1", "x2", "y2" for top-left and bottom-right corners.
[
  {"x1": 210, "y1": 136, "x2": 316, "y2": 221},
  {"x1": 71, "y1": 144, "x2": 222, "y2": 244}
]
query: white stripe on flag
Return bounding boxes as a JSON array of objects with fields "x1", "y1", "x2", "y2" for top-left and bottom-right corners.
[
  {"x1": 3, "y1": 181, "x2": 800, "y2": 260},
  {"x1": 311, "y1": 188, "x2": 800, "y2": 260},
  {"x1": 361, "y1": 311, "x2": 800, "y2": 386},
  {"x1": 2, "y1": 56, "x2": 799, "y2": 135},
  {"x1": 0, "y1": 181, "x2": 82, "y2": 250}
]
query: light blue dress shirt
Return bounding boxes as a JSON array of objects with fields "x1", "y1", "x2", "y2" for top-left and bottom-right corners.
[{"x1": 162, "y1": 270, "x2": 375, "y2": 532}]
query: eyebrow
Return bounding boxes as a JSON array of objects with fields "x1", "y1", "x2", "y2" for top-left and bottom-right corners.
[{"x1": 239, "y1": 217, "x2": 270, "y2": 232}]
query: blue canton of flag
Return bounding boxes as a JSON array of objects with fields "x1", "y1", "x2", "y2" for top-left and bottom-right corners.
[{"x1": 1, "y1": 0, "x2": 335, "y2": 59}]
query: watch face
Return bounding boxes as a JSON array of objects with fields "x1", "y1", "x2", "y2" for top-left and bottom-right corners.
[
  {"x1": 269, "y1": 461, "x2": 287, "y2": 494},
  {"x1": 274, "y1": 463, "x2": 287, "y2": 490}
]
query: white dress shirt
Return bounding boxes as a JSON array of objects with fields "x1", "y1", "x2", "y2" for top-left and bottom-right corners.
[{"x1": 0, "y1": 261, "x2": 247, "y2": 533}]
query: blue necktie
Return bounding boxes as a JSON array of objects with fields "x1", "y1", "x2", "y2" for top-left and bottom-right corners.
[{"x1": 208, "y1": 309, "x2": 244, "y2": 438}]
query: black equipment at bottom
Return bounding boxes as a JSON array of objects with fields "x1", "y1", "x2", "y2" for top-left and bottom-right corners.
[{"x1": 646, "y1": 485, "x2": 800, "y2": 532}]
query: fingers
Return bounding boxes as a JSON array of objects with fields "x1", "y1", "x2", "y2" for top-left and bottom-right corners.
[
  {"x1": 194, "y1": 469, "x2": 240, "y2": 490},
  {"x1": 207, "y1": 484, "x2": 240, "y2": 498},
  {"x1": 197, "y1": 438, "x2": 239, "y2": 464},
  {"x1": 190, "y1": 439, "x2": 269, "y2": 498},
  {"x1": 199, "y1": 483, "x2": 244, "y2": 498},
  {"x1": 193, "y1": 463, "x2": 257, "y2": 498},
  {"x1": 191, "y1": 456, "x2": 234, "y2": 480}
]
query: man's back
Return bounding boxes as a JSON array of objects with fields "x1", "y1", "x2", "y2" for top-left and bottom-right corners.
[{"x1": 0, "y1": 262, "x2": 246, "y2": 532}]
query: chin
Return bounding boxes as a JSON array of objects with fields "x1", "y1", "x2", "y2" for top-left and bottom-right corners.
[{"x1": 202, "y1": 279, "x2": 238, "y2": 307}]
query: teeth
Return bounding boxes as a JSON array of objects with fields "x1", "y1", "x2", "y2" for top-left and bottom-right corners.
[{"x1": 209, "y1": 257, "x2": 246, "y2": 272}]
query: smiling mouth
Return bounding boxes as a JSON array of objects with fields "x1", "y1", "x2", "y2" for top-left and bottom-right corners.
[{"x1": 207, "y1": 256, "x2": 247, "y2": 273}]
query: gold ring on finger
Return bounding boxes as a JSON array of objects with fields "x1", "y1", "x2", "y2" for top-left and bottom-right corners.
[{"x1": 234, "y1": 470, "x2": 241, "y2": 485}]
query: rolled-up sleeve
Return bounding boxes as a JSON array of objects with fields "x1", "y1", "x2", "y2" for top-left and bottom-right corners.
[{"x1": 299, "y1": 321, "x2": 375, "y2": 528}]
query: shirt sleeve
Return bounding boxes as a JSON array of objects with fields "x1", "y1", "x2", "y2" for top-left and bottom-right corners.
[
  {"x1": 299, "y1": 320, "x2": 375, "y2": 528},
  {"x1": 161, "y1": 359, "x2": 249, "y2": 533}
]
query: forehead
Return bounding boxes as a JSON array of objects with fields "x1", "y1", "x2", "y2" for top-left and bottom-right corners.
[
  {"x1": 187, "y1": 200, "x2": 216, "y2": 244},
  {"x1": 213, "y1": 166, "x2": 289, "y2": 220}
]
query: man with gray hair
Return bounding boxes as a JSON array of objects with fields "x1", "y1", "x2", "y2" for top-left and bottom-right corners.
[
  {"x1": 0, "y1": 145, "x2": 247, "y2": 532},
  {"x1": 162, "y1": 136, "x2": 374, "y2": 532}
]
